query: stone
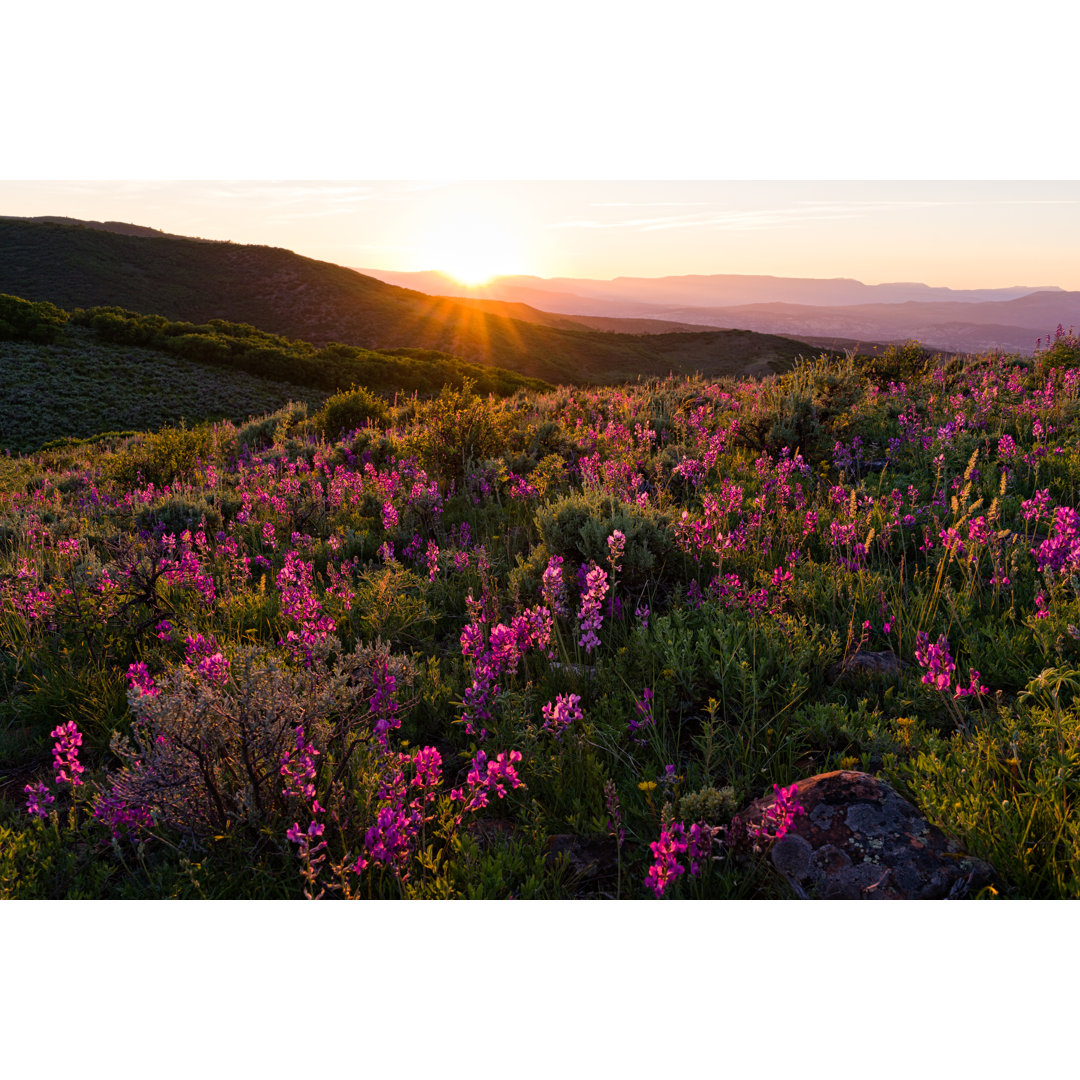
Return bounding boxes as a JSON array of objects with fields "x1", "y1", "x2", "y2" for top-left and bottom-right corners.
[
  {"x1": 742, "y1": 770, "x2": 999, "y2": 899},
  {"x1": 826, "y1": 650, "x2": 907, "y2": 685}
]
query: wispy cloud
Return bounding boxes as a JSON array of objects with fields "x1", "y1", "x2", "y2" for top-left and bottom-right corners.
[
  {"x1": 546, "y1": 205, "x2": 869, "y2": 233},
  {"x1": 546, "y1": 194, "x2": 1080, "y2": 235},
  {"x1": 588, "y1": 201, "x2": 716, "y2": 207}
]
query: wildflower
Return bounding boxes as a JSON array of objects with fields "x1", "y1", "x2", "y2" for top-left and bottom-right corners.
[
  {"x1": 576, "y1": 562, "x2": 608, "y2": 654},
  {"x1": 687, "y1": 821, "x2": 717, "y2": 876},
  {"x1": 607, "y1": 529, "x2": 626, "y2": 575},
  {"x1": 450, "y1": 749, "x2": 525, "y2": 814},
  {"x1": 751, "y1": 783, "x2": 805, "y2": 843},
  {"x1": 93, "y1": 792, "x2": 152, "y2": 839},
  {"x1": 369, "y1": 659, "x2": 400, "y2": 745},
  {"x1": 914, "y1": 632, "x2": 956, "y2": 692},
  {"x1": 645, "y1": 821, "x2": 688, "y2": 898},
  {"x1": 541, "y1": 555, "x2": 568, "y2": 616},
  {"x1": 629, "y1": 687, "x2": 654, "y2": 744},
  {"x1": 954, "y1": 670, "x2": 989, "y2": 699},
  {"x1": 603, "y1": 780, "x2": 625, "y2": 847},
  {"x1": 24, "y1": 781, "x2": 55, "y2": 819},
  {"x1": 51, "y1": 720, "x2": 84, "y2": 788},
  {"x1": 411, "y1": 746, "x2": 443, "y2": 793},
  {"x1": 126, "y1": 661, "x2": 160, "y2": 699},
  {"x1": 541, "y1": 693, "x2": 582, "y2": 739},
  {"x1": 280, "y1": 723, "x2": 323, "y2": 810}
]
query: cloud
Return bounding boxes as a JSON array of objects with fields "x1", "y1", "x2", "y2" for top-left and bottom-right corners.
[{"x1": 546, "y1": 204, "x2": 870, "y2": 233}]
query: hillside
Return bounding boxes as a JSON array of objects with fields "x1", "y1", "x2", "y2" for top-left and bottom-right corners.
[
  {"x1": 0, "y1": 327, "x2": 328, "y2": 454},
  {"x1": 360, "y1": 266, "x2": 1077, "y2": 355},
  {"x1": 0, "y1": 294, "x2": 550, "y2": 452},
  {"x1": 0, "y1": 217, "x2": 830, "y2": 385}
]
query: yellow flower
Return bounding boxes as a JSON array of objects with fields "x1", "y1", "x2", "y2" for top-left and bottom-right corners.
[{"x1": 638, "y1": 780, "x2": 658, "y2": 792}]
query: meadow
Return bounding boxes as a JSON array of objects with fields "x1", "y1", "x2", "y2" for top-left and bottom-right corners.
[{"x1": 2, "y1": 317, "x2": 1079, "y2": 899}]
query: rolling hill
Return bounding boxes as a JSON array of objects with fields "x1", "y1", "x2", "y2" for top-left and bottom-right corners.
[
  {"x1": 0, "y1": 218, "x2": 830, "y2": 385},
  {"x1": 359, "y1": 267, "x2": 1077, "y2": 355}
]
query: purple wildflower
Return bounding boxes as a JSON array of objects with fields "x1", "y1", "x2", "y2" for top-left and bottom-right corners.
[
  {"x1": 577, "y1": 562, "x2": 608, "y2": 654},
  {"x1": 645, "y1": 821, "x2": 688, "y2": 898},
  {"x1": 51, "y1": 720, "x2": 84, "y2": 788},
  {"x1": 541, "y1": 693, "x2": 583, "y2": 739},
  {"x1": 24, "y1": 781, "x2": 55, "y2": 819}
]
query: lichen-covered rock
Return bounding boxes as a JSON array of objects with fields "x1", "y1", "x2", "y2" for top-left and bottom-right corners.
[
  {"x1": 826, "y1": 650, "x2": 907, "y2": 685},
  {"x1": 743, "y1": 770, "x2": 998, "y2": 899}
]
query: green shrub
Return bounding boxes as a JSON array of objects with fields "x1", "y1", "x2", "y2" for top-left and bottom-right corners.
[
  {"x1": 106, "y1": 422, "x2": 215, "y2": 488},
  {"x1": 318, "y1": 385, "x2": 389, "y2": 442},
  {"x1": 406, "y1": 380, "x2": 521, "y2": 484},
  {"x1": 535, "y1": 490, "x2": 680, "y2": 593},
  {"x1": 134, "y1": 494, "x2": 224, "y2": 536},
  {"x1": 0, "y1": 294, "x2": 68, "y2": 342}
]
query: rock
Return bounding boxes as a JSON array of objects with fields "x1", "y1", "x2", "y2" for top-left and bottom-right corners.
[
  {"x1": 826, "y1": 650, "x2": 907, "y2": 685},
  {"x1": 742, "y1": 770, "x2": 999, "y2": 899},
  {"x1": 544, "y1": 834, "x2": 619, "y2": 884}
]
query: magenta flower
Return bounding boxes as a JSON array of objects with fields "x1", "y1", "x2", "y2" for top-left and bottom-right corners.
[
  {"x1": 914, "y1": 632, "x2": 956, "y2": 692},
  {"x1": 576, "y1": 562, "x2": 609, "y2": 654},
  {"x1": 93, "y1": 792, "x2": 152, "y2": 839},
  {"x1": 541, "y1": 693, "x2": 583, "y2": 739},
  {"x1": 126, "y1": 661, "x2": 160, "y2": 699},
  {"x1": 450, "y1": 748, "x2": 525, "y2": 814},
  {"x1": 24, "y1": 780, "x2": 55, "y2": 819},
  {"x1": 751, "y1": 783, "x2": 805, "y2": 843},
  {"x1": 370, "y1": 659, "x2": 400, "y2": 745},
  {"x1": 51, "y1": 720, "x2": 84, "y2": 788},
  {"x1": 645, "y1": 821, "x2": 688, "y2": 897}
]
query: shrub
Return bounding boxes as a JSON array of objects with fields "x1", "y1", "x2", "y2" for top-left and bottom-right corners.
[
  {"x1": 0, "y1": 294, "x2": 69, "y2": 342},
  {"x1": 107, "y1": 640, "x2": 416, "y2": 839},
  {"x1": 106, "y1": 422, "x2": 215, "y2": 488},
  {"x1": 317, "y1": 385, "x2": 388, "y2": 442},
  {"x1": 535, "y1": 491, "x2": 679, "y2": 593},
  {"x1": 406, "y1": 380, "x2": 520, "y2": 484},
  {"x1": 134, "y1": 495, "x2": 223, "y2": 537}
]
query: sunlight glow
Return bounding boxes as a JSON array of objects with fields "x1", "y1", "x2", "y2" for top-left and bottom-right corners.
[{"x1": 420, "y1": 217, "x2": 522, "y2": 287}]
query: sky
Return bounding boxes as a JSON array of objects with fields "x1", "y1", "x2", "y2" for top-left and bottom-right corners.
[
  {"x1": 4, "y1": 3, "x2": 1080, "y2": 293},
  {"x1": 4, "y1": 178, "x2": 1080, "y2": 290}
]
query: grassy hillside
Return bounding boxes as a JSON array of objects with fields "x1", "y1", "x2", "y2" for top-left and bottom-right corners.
[
  {"x1": 0, "y1": 294, "x2": 549, "y2": 453},
  {"x1": 0, "y1": 328, "x2": 327, "y2": 454},
  {"x1": 0, "y1": 217, "x2": 831, "y2": 385}
]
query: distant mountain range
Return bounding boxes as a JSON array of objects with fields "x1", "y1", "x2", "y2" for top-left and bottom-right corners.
[
  {"x1": 358, "y1": 269, "x2": 1079, "y2": 355},
  {"x1": 0, "y1": 217, "x2": 833, "y2": 385}
]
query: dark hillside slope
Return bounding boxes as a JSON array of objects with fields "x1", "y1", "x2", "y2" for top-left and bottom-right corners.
[{"x1": 0, "y1": 218, "x2": 829, "y2": 385}]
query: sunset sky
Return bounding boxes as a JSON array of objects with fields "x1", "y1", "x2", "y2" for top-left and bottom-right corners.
[
  {"x1": 3, "y1": 3, "x2": 1079, "y2": 292},
  {"x1": 3, "y1": 179, "x2": 1080, "y2": 291}
]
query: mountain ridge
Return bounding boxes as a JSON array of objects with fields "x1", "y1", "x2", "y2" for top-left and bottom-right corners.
[{"x1": 0, "y1": 217, "x2": 831, "y2": 385}]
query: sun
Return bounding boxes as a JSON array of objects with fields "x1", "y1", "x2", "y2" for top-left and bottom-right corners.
[{"x1": 422, "y1": 217, "x2": 521, "y2": 287}]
